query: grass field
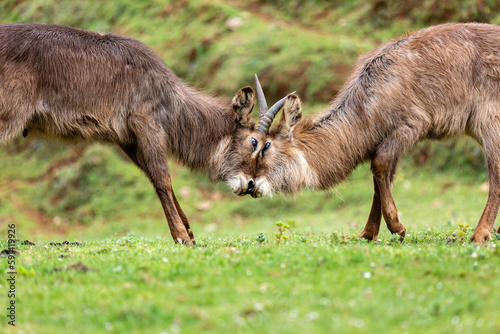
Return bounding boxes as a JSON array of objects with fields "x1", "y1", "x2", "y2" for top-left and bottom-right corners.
[{"x1": 2, "y1": 230, "x2": 500, "y2": 333}]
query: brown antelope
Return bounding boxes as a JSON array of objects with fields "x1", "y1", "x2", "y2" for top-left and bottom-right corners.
[
  {"x1": 236, "y1": 23, "x2": 500, "y2": 244},
  {"x1": 0, "y1": 23, "x2": 288, "y2": 245}
]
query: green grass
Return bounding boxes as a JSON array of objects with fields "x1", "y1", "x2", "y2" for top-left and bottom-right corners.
[{"x1": 2, "y1": 232, "x2": 500, "y2": 334}]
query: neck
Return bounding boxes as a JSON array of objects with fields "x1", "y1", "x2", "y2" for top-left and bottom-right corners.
[
  {"x1": 283, "y1": 35, "x2": 415, "y2": 192},
  {"x1": 160, "y1": 81, "x2": 236, "y2": 173},
  {"x1": 292, "y1": 80, "x2": 386, "y2": 190}
]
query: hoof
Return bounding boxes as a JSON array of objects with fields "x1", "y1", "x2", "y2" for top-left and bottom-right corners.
[
  {"x1": 388, "y1": 226, "x2": 406, "y2": 242},
  {"x1": 357, "y1": 230, "x2": 379, "y2": 241},
  {"x1": 187, "y1": 229, "x2": 196, "y2": 245},
  {"x1": 397, "y1": 228, "x2": 406, "y2": 242},
  {"x1": 176, "y1": 237, "x2": 196, "y2": 246},
  {"x1": 470, "y1": 229, "x2": 492, "y2": 244}
]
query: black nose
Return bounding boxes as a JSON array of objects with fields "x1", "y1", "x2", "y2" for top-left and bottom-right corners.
[{"x1": 245, "y1": 180, "x2": 255, "y2": 195}]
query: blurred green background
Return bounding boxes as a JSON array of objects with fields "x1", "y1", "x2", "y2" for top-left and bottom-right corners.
[{"x1": 0, "y1": 0, "x2": 498, "y2": 241}]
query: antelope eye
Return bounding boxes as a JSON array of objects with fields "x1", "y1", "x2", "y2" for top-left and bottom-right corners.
[
  {"x1": 251, "y1": 137, "x2": 257, "y2": 149},
  {"x1": 263, "y1": 142, "x2": 271, "y2": 150}
]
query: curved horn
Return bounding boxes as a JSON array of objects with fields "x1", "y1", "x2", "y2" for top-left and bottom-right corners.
[
  {"x1": 254, "y1": 74, "x2": 268, "y2": 117},
  {"x1": 256, "y1": 91, "x2": 296, "y2": 134}
]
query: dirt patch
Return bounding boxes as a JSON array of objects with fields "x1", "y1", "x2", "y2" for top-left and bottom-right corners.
[
  {"x1": 0, "y1": 248, "x2": 20, "y2": 256},
  {"x1": 2, "y1": 179, "x2": 69, "y2": 236},
  {"x1": 49, "y1": 241, "x2": 82, "y2": 246},
  {"x1": 53, "y1": 261, "x2": 96, "y2": 273}
]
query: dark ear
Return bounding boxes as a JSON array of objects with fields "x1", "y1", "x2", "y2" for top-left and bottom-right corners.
[
  {"x1": 232, "y1": 86, "x2": 255, "y2": 127},
  {"x1": 274, "y1": 94, "x2": 302, "y2": 139}
]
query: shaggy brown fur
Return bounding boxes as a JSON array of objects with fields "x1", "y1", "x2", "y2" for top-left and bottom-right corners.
[
  {"x1": 0, "y1": 23, "x2": 259, "y2": 245},
  {"x1": 238, "y1": 23, "x2": 500, "y2": 244}
]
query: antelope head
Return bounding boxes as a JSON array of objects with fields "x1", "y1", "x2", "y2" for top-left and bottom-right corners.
[{"x1": 223, "y1": 75, "x2": 305, "y2": 198}]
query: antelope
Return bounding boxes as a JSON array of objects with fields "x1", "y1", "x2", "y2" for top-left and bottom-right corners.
[
  {"x1": 0, "y1": 23, "x2": 288, "y2": 245},
  {"x1": 236, "y1": 23, "x2": 500, "y2": 244}
]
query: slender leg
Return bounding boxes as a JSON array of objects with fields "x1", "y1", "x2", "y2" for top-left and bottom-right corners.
[
  {"x1": 172, "y1": 192, "x2": 195, "y2": 241},
  {"x1": 120, "y1": 133, "x2": 195, "y2": 245},
  {"x1": 371, "y1": 154, "x2": 406, "y2": 241},
  {"x1": 366, "y1": 120, "x2": 429, "y2": 241},
  {"x1": 357, "y1": 176, "x2": 382, "y2": 241},
  {"x1": 470, "y1": 136, "x2": 500, "y2": 243},
  {"x1": 358, "y1": 155, "x2": 402, "y2": 241}
]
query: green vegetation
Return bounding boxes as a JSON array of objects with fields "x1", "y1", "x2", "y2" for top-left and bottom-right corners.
[
  {"x1": 2, "y1": 0, "x2": 500, "y2": 333},
  {"x1": 2, "y1": 232, "x2": 500, "y2": 333}
]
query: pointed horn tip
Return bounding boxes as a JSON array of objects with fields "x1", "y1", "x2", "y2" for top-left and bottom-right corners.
[
  {"x1": 266, "y1": 95, "x2": 287, "y2": 114},
  {"x1": 254, "y1": 74, "x2": 261, "y2": 84},
  {"x1": 254, "y1": 74, "x2": 268, "y2": 115}
]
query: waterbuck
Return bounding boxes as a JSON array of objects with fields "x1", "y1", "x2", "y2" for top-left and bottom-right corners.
[
  {"x1": 0, "y1": 23, "x2": 287, "y2": 245},
  {"x1": 234, "y1": 23, "x2": 500, "y2": 243}
]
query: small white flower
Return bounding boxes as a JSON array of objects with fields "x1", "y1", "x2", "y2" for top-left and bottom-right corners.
[
  {"x1": 254, "y1": 303, "x2": 264, "y2": 311},
  {"x1": 105, "y1": 322, "x2": 114, "y2": 331},
  {"x1": 305, "y1": 312, "x2": 319, "y2": 322}
]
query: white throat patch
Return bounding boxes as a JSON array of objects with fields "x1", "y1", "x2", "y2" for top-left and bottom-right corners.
[{"x1": 296, "y1": 151, "x2": 320, "y2": 189}]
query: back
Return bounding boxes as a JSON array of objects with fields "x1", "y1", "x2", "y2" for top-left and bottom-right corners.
[
  {"x1": 0, "y1": 24, "x2": 174, "y2": 141},
  {"x1": 313, "y1": 23, "x2": 500, "y2": 141}
]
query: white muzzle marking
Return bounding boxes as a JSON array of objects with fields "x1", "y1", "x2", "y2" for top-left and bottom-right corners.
[
  {"x1": 227, "y1": 173, "x2": 252, "y2": 196},
  {"x1": 254, "y1": 178, "x2": 273, "y2": 198}
]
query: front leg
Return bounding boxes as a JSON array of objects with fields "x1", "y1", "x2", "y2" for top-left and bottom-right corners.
[
  {"x1": 120, "y1": 119, "x2": 195, "y2": 245},
  {"x1": 367, "y1": 133, "x2": 426, "y2": 241},
  {"x1": 373, "y1": 163, "x2": 407, "y2": 242},
  {"x1": 172, "y1": 192, "x2": 195, "y2": 242},
  {"x1": 357, "y1": 176, "x2": 382, "y2": 241},
  {"x1": 470, "y1": 133, "x2": 500, "y2": 243},
  {"x1": 151, "y1": 174, "x2": 195, "y2": 245}
]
